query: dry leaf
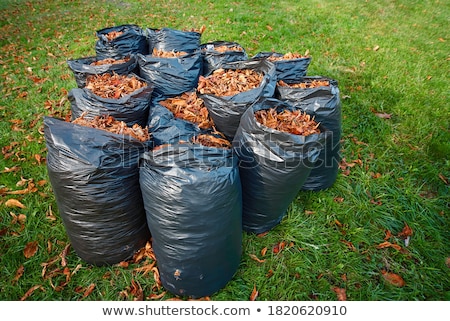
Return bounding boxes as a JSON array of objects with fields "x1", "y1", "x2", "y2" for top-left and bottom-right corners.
[
  {"x1": 12, "y1": 265, "x2": 24, "y2": 284},
  {"x1": 24, "y1": 241, "x2": 38, "y2": 258},
  {"x1": 5, "y1": 198, "x2": 26, "y2": 209},
  {"x1": 332, "y1": 287, "x2": 347, "y2": 301},
  {"x1": 376, "y1": 241, "x2": 402, "y2": 251},
  {"x1": 438, "y1": 173, "x2": 449, "y2": 185},
  {"x1": 81, "y1": 283, "x2": 96, "y2": 299},
  {"x1": 20, "y1": 285, "x2": 43, "y2": 301},
  {"x1": 446, "y1": 257, "x2": 450, "y2": 268},
  {"x1": 129, "y1": 279, "x2": 144, "y2": 301},
  {"x1": 384, "y1": 229, "x2": 393, "y2": 240},
  {"x1": 249, "y1": 254, "x2": 266, "y2": 263},
  {"x1": 60, "y1": 243, "x2": 71, "y2": 267},
  {"x1": 250, "y1": 284, "x2": 258, "y2": 301},
  {"x1": 260, "y1": 247, "x2": 268, "y2": 257},
  {"x1": 375, "y1": 112, "x2": 392, "y2": 119},
  {"x1": 381, "y1": 270, "x2": 405, "y2": 287},
  {"x1": 340, "y1": 240, "x2": 356, "y2": 251},
  {"x1": 397, "y1": 222, "x2": 413, "y2": 239}
]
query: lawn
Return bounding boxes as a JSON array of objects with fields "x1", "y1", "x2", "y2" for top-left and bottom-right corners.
[{"x1": 0, "y1": 0, "x2": 449, "y2": 301}]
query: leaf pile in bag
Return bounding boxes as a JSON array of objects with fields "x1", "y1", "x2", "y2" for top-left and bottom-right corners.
[
  {"x1": 192, "y1": 134, "x2": 231, "y2": 149},
  {"x1": 266, "y1": 51, "x2": 310, "y2": 61},
  {"x1": 197, "y1": 68, "x2": 263, "y2": 96},
  {"x1": 278, "y1": 79, "x2": 330, "y2": 89},
  {"x1": 105, "y1": 30, "x2": 124, "y2": 41},
  {"x1": 72, "y1": 114, "x2": 150, "y2": 142},
  {"x1": 254, "y1": 108, "x2": 321, "y2": 136},
  {"x1": 90, "y1": 56, "x2": 131, "y2": 66},
  {"x1": 85, "y1": 73, "x2": 147, "y2": 99},
  {"x1": 152, "y1": 48, "x2": 188, "y2": 58},
  {"x1": 159, "y1": 92, "x2": 214, "y2": 129},
  {"x1": 203, "y1": 45, "x2": 244, "y2": 53}
]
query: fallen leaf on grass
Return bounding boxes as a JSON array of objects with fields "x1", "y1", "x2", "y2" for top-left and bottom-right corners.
[
  {"x1": 446, "y1": 257, "x2": 450, "y2": 268},
  {"x1": 340, "y1": 240, "x2": 356, "y2": 251},
  {"x1": 80, "y1": 283, "x2": 96, "y2": 300},
  {"x1": 250, "y1": 284, "x2": 258, "y2": 301},
  {"x1": 381, "y1": 270, "x2": 405, "y2": 287},
  {"x1": 249, "y1": 254, "x2": 266, "y2": 263},
  {"x1": 4, "y1": 198, "x2": 26, "y2": 209},
  {"x1": 397, "y1": 222, "x2": 413, "y2": 239},
  {"x1": 438, "y1": 174, "x2": 449, "y2": 185},
  {"x1": 376, "y1": 241, "x2": 402, "y2": 251},
  {"x1": 374, "y1": 112, "x2": 392, "y2": 119},
  {"x1": 332, "y1": 287, "x2": 347, "y2": 301},
  {"x1": 147, "y1": 291, "x2": 167, "y2": 300},
  {"x1": 60, "y1": 243, "x2": 71, "y2": 267},
  {"x1": 24, "y1": 241, "x2": 38, "y2": 258},
  {"x1": 134, "y1": 261, "x2": 156, "y2": 275},
  {"x1": 384, "y1": 230, "x2": 393, "y2": 240},
  {"x1": 260, "y1": 247, "x2": 268, "y2": 257},
  {"x1": 129, "y1": 279, "x2": 144, "y2": 301},
  {"x1": 20, "y1": 285, "x2": 43, "y2": 301},
  {"x1": 12, "y1": 265, "x2": 24, "y2": 284}
]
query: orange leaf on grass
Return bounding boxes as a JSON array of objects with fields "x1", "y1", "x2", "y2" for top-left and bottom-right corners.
[
  {"x1": 250, "y1": 284, "x2": 259, "y2": 301},
  {"x1": 381, "y1": 270, "x2": 405, "y2": 287},
  {"x1": 81, "y1": 283, "x2": 96, "y2": 300},
  {"x1": 249, "y1": 254, "x2": 266, "y2": 263},
  {"x1": 397, "y1": 222, "x2": 413, "y2": 239},
  {"x1": 332, "y1": 287, "x2": 347, "y2": 301},
  {"x1": 376, "y1": 241, "x2": 402, "y2": 251},
  {"x1": 12, "y1": 265, "x2": 24, "y2": 284},
  {"x1": 24, "y1": 241, "x2": 38, "y2": 258},
  {"x1": 20, "y1": 285, "x2": 43, "y2": 301},
  {"x1": 4, "y1": 198, "x2": 26, "y2": 209}
]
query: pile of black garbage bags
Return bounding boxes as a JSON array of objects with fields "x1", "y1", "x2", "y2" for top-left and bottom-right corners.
[{"x1": 44, "y1": 24, "x2": 342, "y2": 298}]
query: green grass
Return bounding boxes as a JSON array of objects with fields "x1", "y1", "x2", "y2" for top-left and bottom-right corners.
[{"x1": 0, "y1": 0, "x2": 449, "y2": 301}]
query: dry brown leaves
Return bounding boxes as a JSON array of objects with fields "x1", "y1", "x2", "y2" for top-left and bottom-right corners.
[
  {"x1": 278, "y1": 79, "x2": 330, "y2": 88},
  {"x1": 191, "y1": 134, "x2": 231, "y2": 149},
  {"x1": 85, "y1": 73, "x2": 147, "y2": 99},
  {"x1": 72, "y1": 114, "x2": 150, "y2": 142},
  {"x1": 197, "y1": 68, "x2": 263, "y2": 96},
  {"x1": 381, "y1": 270, "x2": 405, "y2": 287},
  {"x1": 105, "y1": 30, "x2": 123, "y2": 41},
  {"x1": 332, "y1": 287, "x2": 347, "y2": 301},
  {"x1": 90, "y1": 56, "x2": 131, "y2": 66},
  {"x1": 152, "y1": 48, "x2": 187, "y2": 58},
  {"x1": 267, "y1": 52, "x2": 309, "y2": 61},
  {"x1": 255, "y1": 108, "x2": 321, "y2": 136},
  {"x1": 159, "y1": 92, "x2": 214, "y2": 129}
]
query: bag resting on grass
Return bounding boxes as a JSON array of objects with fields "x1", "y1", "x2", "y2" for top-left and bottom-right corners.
[
  {"x1": 44, "y1": 116, "x2": 150, "y2": 266},
  {"x1": 232, "y1": 98, "x2": 329, "y2": 234},
  {"x1": 276, "y1": 76, "x2": 341, "y2": 190},
  {"x1": 139, "y1": 144, "x2": 242, "y2": 298}
]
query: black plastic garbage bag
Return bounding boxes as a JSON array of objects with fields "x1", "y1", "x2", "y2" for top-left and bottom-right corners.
[
  {"x1": 68, "y1": 74, "x2": 153, "y2": 127},
  {"x1": 253, "y1": 51, "x2": 311, "y2": 82},
  {"x1": 147, "y1": 96, "x2": 201, "y2": 146},
  {"x1": 276, "y1": 76, "x2": 341, "y2": 190},
  {"x1": 146, "y1": 27, "x2": 201, "y2": 53},
  {"x1": 95, "y1": 24, "x2": 148, "y2": 60},
  {"x1": 44, "y1": 117, "x2": 151, "y2": 265},
  {"x1": 199, "y1": 41, "x2": 248, "y2": 76},
  {"x1": 139, "y1": 143, "x2": 242, "y2": 298},
  {"x1": 199, "y1": 59, "x2": 277, "y2": 140},
  {"x1": 232, "y1": 97, "x2": 329, "y2": 234},
  {"x1": 137, "y1": 52, "x2": 202, "y2": 97},
  {"x1": 66, "y1": 55, "x2": 139, "y2": 88}
]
